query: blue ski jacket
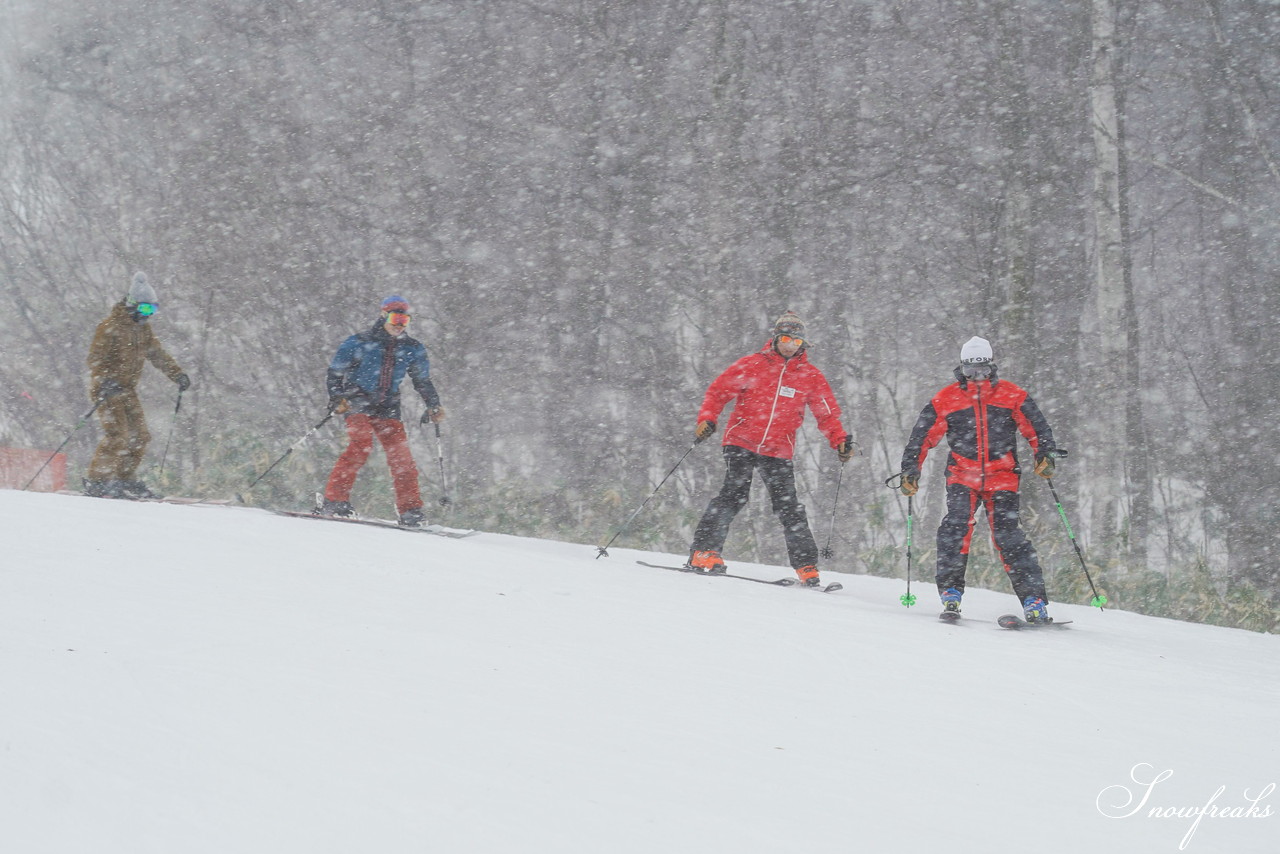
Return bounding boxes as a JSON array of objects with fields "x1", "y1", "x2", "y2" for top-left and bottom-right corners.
[{"x1": 326, "y1": 322, "x2": 440, "y2": 421}]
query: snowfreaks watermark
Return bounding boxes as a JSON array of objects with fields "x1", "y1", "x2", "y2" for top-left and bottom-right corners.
[{"x1": 1096, "y1": 763, "x2": 1275, "y2": 850}]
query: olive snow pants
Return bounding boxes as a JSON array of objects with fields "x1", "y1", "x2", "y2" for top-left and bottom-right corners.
[
  {"x1": 88, "y1": 391, "x2": 151, "y2": 482},
  {"x1": 936, "y1": 481, "x2": 1047, "y2": 604},
  {"x1": 691, "y1": 445, "x2": 818, "y2": 570}
]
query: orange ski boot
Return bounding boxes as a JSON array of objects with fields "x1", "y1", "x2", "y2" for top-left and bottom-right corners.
[{"x1": 688, "y1": 549, "x2": 727, "y2": 575}]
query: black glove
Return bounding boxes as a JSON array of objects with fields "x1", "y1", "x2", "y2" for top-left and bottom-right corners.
[
  {"x1": 1034, "y1": 452, "x2": 1056, "y2": 479},
  {"x1": 836, "y1": 436, "x2": 856, "y2": 463},
  {"x1": 900, "y1": 472, "x2": 920, "y2": 497},
  {"x1": 421, "y1": 405, "x2": 446, "y2": 424},
  {"x1": 96, "y1": 378, "x2": 125, "y2": 401},
  {"x1": 695, "y1": 420, "x2": 717, "y2": 442},
  {"x1": 175, "y1": 373, "x2": 191, "y2": 392}
]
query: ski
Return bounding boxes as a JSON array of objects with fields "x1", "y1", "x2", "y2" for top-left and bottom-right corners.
[
  {"x1": 939, "y1": 610, "x2": 962, "y2": 623},
  {"x1": 997, "y1": 614, "x2": 1072, "y2": 630},
  {"x1": 275, "y1": 509, "x2": 477, "y2": 539},
  {"x1": 636, "y1": 560, "x2": 792, "y2": 585},
  {"x1": 635, "y1": 561, "x2": 842, "y2": 593}
]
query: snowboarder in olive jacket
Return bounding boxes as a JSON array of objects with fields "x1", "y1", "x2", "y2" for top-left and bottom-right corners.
[{"x1": 85, "y1": 272, "x2": 190, "y2": 500}]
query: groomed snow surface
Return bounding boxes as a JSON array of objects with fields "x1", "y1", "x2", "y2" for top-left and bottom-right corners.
[{"x1": 2, "y1": 489, "x2": 1276, "y2": 853}]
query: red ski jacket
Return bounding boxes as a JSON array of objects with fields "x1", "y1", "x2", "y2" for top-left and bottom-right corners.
[
  {"x1": 901, "y1": 367, "x2": 1056, "y2": 492},
  {"x1": 698, "y1": 342, "x2": 847, "y2": 460}
]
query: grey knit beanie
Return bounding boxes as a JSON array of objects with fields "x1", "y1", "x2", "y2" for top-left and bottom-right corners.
[{"x1": 126, "y1": 272, "x2": 158, "y2": 306}]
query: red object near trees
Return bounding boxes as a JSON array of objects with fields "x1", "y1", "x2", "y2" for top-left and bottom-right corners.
[{"x1": 0, "y1": 447, "x2": 67, "y2": 492}]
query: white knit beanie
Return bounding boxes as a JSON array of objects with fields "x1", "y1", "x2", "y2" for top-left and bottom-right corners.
[{"x1": 960, "y1": 336, "x2": 993, "y2": 363}]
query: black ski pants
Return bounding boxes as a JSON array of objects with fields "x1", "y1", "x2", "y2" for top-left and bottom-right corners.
[
  {"x1": 691, "y1": 445, "x2": 818, "y2": 570},
  {"x1": 936, "y1": 481, "x2": 1047, "y2": 604}
]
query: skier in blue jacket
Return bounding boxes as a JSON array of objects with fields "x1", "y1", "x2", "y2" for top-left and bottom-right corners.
[{"x1": 320, "y1": 295, "x2": 444, "y2": 526}]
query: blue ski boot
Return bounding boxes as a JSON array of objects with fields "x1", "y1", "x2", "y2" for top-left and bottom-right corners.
[
  {"x1": 1022, "y1": 596, "x2": 1052, "y2": 624},
  {"x1": 939, "y1": 587, "x2": 962, "y2": 621}
]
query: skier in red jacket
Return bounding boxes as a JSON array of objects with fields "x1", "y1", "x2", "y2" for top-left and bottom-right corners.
[
  {"x1": 687, "y1": 311, "x2": 855, "y2": 586},
  {"x1": 899, "y1": 336, "x2": 1059, "y2": 623}
]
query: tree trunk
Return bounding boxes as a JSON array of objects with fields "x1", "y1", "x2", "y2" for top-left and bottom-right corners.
[
  {"x1": 1084, "y1": 0, "x2": 1130, "y2": 551},
  {"x1": 991, "y1": 0, "x2": 1035, "y2": 361}
]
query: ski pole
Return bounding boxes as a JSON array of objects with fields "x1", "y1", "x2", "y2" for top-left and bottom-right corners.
[
  {"x1": 156, "y1": 388, "x2": 183, "y2": 480},
  {"x1": 902, "y1": 495, "x2": 917, "y2": 607},
  {"x1": 434, "y1": 422, "x2": 451, "y2": 507},
  {"x1": 596, "y1": 438, "x2": 700, "y2": 559},
  {"x1": 1041, "y1": 456, "x2": 1107, "y2": 609},
  {"x1": 819, "y1": 462, "x2": 846, "y2": 559},
  {"x1": 885, "y1": 471, "x2": 916, "y2": 607},
  {"x1": 23, "y1": 399, "x2": 104, "y2": 491},
  {"x1": 240, "y1": 411, "x2": 335, "y2": 496}
]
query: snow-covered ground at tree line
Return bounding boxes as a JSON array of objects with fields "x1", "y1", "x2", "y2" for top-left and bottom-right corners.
[{"x1": 2, "y1": 488, "x2": 1276, "y2": 854}]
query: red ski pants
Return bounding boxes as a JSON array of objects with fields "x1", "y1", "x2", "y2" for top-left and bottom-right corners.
[{"x1": 324, "y1": 414, "x2": 422, "y2": 513}]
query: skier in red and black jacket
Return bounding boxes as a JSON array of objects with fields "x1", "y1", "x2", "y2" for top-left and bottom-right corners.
[
  {"x1": 687, "y1": 311, "x2": 855, "y2": 587},
  {"x1": 898, "y1": 336, "x2": 1060, "y2": 623}
]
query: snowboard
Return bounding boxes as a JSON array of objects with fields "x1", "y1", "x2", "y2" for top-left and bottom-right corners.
[{"x1": 61, "y1": 489, "x2": 231, "y2": 506}]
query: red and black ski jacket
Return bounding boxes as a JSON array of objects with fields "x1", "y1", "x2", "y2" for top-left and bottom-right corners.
[{"x1": 901, "y1": 366, "x2": 1056, "y2": 492}]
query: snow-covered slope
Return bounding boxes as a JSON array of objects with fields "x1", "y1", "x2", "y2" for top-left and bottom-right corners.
[{"x1": 2, "y1": 490, "x2": 1276, "y2": 853}]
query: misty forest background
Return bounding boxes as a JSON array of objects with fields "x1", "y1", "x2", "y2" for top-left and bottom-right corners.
[{"x1": 1, "y1": 0, "x2": 1276, "y2": 631}]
